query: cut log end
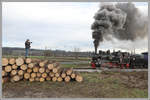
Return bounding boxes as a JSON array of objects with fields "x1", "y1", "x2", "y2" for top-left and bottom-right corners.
[
  {"x1": 2, "y1": 58, "x2": 9, "y2": 66},
  {"x1": 9, "y1": 58, "x2": 16, "y2": 65},
  {"x1": 25, "y1": 58, "x2": 32, "y2": 64},
  {"x1": 75, "y1": 75, "x2": 83, "y2": 82},
  {"x1": 16, "y1": 57, "x2": 24, "y2": 66},
  {"x1": 5, "y1": 66, "x2": 12, "y2": 72}
]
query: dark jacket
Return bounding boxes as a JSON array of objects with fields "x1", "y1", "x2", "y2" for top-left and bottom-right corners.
[{"x1": 25, "y1": 41, "x2": 31, "y2": 49}]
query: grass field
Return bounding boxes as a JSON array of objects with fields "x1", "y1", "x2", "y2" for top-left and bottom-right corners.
[
  {"x1": 3, "y1": 56, "x2": 91, "y2": 62},
  {"x1": 2, "y1": 71, "x2": 148, "y2": 98},
  {"x1": 3, "y1": 56, "x2": 91, "y2": 68}
]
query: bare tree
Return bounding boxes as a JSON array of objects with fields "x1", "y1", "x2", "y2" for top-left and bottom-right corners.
[
  {"x1": 73, "y1": 47, "x2": 80, "y2": 60},
  {"x1": 43, "y1": 46, "x2": 51, "y2": 57}
]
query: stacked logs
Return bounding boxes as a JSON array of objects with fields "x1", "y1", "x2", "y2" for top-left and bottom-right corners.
[{"x1": 2, "y1": 57, "x2": 83, "y2": 84}]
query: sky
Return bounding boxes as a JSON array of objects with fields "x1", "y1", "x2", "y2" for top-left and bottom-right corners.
[{"x1": 2, "y1": 2, "x2": 148, "y2": 53}]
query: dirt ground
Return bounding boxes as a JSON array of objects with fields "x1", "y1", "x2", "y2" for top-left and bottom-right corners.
[{"x1": 2, "y1": 71, "x2": 148, "y2": 98}]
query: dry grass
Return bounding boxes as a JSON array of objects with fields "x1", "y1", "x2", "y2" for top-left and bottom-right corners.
[{"x1": 2, "y1": 71, "x2": 148, "y2": 98}]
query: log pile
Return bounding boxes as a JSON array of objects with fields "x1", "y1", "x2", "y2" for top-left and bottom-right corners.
[{"x1": 2, "y1": 57, "x2": 83, "y2": 84}]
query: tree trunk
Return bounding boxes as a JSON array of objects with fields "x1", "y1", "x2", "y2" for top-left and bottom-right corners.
[
  {"x1": 18, "y1": 70, "x2": 24, "y2": 76},
  {"x1": 37, "y1": 73, "x2": 41, "y2": 78},
  {"x1": 64, "y1": 76, "x2": 71, "y2": 82},
  {"x1": 41, "y1": 73, "x2": 47, "y2": 78},
  {"x1": 12, "y1": 75, "x2": 20, "y2": 82},
  {"x1": 10, "y1": 70, "x2": 17, "y2": 76},
  {"x1": 9, "y1": 58, "x2": 15, "y2": 65},
  {"x1": 33, "y1": 67, "x2": 39, "y2": 73},
  {"x1": 16, "y1": 57, "x2": 24, "y2": 66},
  {"x1": 25, "y1": 58, "x2": 32, "y2": 64},
  {"x1": 2, "y1": 70, "x2": 7, "y2": 77},
  {"x1": 4, "y1": 65, "x2": 12, "y2": 72},
  {"x1": 39, "y1": 68, "x2": 45, "y2": 73},
  {"x1": 46, "y1": 77, "x2": 51, "y2": 81},
  {"x1": 47, "y1": 64, "x2": 54, "y2": 70},
  {"x1": 24, "y1": 73, "x2": 30, "y2": 79},
  {"x1": 29, "y1": 78, "x2": 34, "y2": 82},
  {"x1": 57, "y1": 77, "x2": 63, "y2": 82},
  {"x1": 27, "y1": 68, "x2": 32, "y2": 73},
  {"x1": 52, "y1": 77, "x2": 57, "y2": 82},
  {"x1": 66, "y1": 68, "x2": 73, "y2": 76},
  {"x1": 49, "y1": 72, "x2": 55, "y2": 77},
  {"x1": 20, "y1": 64, "x2": 27, "y2": 70},
  {"x1": 31, "y1": 73, "x2": 36, "y2": 78},
  {"x1": 75, "y1": 75, "x2": 83, "y2": 82},
  {"x1": 12, "y1": 64, "x2": 18, "y2": 70},
  {"x1": 39, "y1": 77, "x2": 45, "y2": 82},
  {"x1": 2, "y1": 58, "x2": 9, "y2": 66},
  {"x1": 28, "y1": 63, "x2": 35, "y2": 69}
]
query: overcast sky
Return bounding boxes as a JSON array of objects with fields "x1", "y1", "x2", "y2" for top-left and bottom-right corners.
[{"x1": 2, "y1": 2, "x2": 148, "y2": 53}]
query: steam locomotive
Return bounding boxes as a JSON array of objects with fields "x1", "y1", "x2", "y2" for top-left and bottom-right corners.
[{"x1": 91, "y1": 50, "x2": 148, "y2": 69}]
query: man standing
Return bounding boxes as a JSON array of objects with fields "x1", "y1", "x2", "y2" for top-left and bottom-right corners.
[{"x1": 25, "y1": 39, "x2": 32, "y2": 57}]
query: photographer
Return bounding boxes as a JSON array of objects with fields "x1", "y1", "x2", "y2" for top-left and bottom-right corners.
[{"x1": 25, "y1": 39, "x2": 32, "y2": 57}]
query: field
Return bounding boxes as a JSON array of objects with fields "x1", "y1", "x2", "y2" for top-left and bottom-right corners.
[
  {"x1": 2, "y1": 56, "x2": 148, "y2": 98},
  {"x1": 3, "y1": 71, "x2": 148, "y2": 98}
]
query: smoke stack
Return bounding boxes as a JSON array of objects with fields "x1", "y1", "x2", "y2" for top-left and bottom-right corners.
[
  {"x1": 95, "y1": 46, "x2": 97, "y2": 54},
  {"x1": 94, "y1": 39, "x2": 98, "y2": 54}
]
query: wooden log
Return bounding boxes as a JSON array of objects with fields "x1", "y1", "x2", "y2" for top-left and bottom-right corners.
[
  {"x1": 39, "y1": 62, "x2": 45, "y2": 67},
  {"x1": 2, "y1": 77, "x2": 9, "y2": 84},
  {"x1": 75, "y1": 75, "x2": 83, "y2": 82},
  {"x1": 12, "y1": 64, "x2": 18, "y2": 70},
  {"x1": 31, "y1": 73, "x2": 36, "y2": 78},
  {"x1": 2, "y1": 70, "x2": 5, "y2": 76},
  {"x1": 61, "y1": 72, "x2": 66, "y2": 78},
  {"x1": 39, "y1": 60, "x2": 48, "y2": 67},
  {"x1": 2, "y1": 70, "x2": 7, "y2": 77},
  {"x1": 49, "y1": 72, "x2": 55, "y2": 77},
  {"x1": 2, "y1": 78, "x2": 3, "y2": 84},
  {"x1": 71, "y1": 72, "x2": 76, "y2": 79},
  {"x1": 11, "y1": 70, "x2": 17, "y2": 76},
  {"x1": 39, "y1": 77, "x2": 45, "y2": 82},
  {"x1": 41, "y1": 73, "x2": 47, "y2": 78},
  {"x1": 9, "y1": 58, "x2": 15, "y2": 65},
  {"x1": 29, "y1": 78, "x2": 35, "y2": 82},
  {"x1": 12, "y1": 75, "x2": 20, "y2": 82},
  {"x1": 47, "y1": 64, "x2": 54, "y2": 70},
  {"x1": 57, "y1": 77, "x2": 63, "y2": 82},
  {"x1": 53, "y1": 62, "x2": 59, "y2": 67},
  {"x1": 28, "y1": 63, "x2": 35, "y2": 69},
  {"x1": 36, "y1": 73, "x2": 41, "y2": 77},
  {"x1": 25, "y1": 58, "x2": 32, "y2": 64},
  {"x1": 2, "y1": 58, "x2": 9, "y2": 66},
  {"x1": 45, "y1": 68, "x2": 50, "y2": 73},
  {"x1": 33, "y1": 67, "x2": 39, "y2": 73},
  {"x1": 55, "y1": 73, "x2": 60, "y2": 78},
  {"x1": 39, "y1": 68, "x2": 45, "y2": 73},
  {"x1": 66, "y1": 68, "x2": 73, "y2": 76},
  {"x1": 35, "y1": 77, "x2": 40, "y2": 81},
  {"x1": 5, "y1": 65, "x2": 12, "y2": 72},
  {"x1": 27, "y1": 68, "x2": 32, "y2": 73},
  {"x1": 52, "y1": 77, "x2": 57, "y2": 82},
  {"x1": 52, "y1": 67, "x2": 59, "y2": 73},
  {"x1": 16, "y1": 57, "x2": 24, "y2": 66},
  {"x1": 18, "y1": 70, "x2": 24, "y2": 76},
  {"x1": 46, "y1": 77, "x2": 51, "y2": 81},
  {"x1": 64, "y1": 76, "x2": 71, "y2": 82},
  {"x1": 24, "y1": 73, "x2": 30, "y2": 79},
  {"x1": 20, "y1": 64, "x2": 27, "y2": 70}
]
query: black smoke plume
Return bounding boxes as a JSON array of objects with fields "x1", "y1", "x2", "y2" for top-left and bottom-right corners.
[{"x1": 91, "y1": 3, "x2": 148, "y2": 54}]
